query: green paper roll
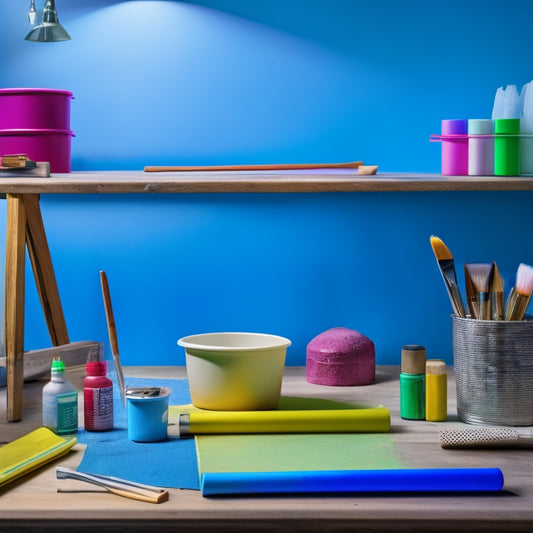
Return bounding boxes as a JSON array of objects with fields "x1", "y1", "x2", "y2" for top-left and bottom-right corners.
[{"x1": 179, "y1": 407, "x2": 391, "y2": 436}]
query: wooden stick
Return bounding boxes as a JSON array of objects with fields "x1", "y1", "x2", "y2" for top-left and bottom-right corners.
[
  {"x1": 144, "y1": 161, "x2": 363, "y2": 172},
  {"x1": 5, "y1": 194, "x2": 27, "y2": 422},
  {"x1": 100, "y1": 271, "x2": 127, "y2": 408},
  {"x1": 24, "y1": 194, "x2": 69, "y2": 346}
]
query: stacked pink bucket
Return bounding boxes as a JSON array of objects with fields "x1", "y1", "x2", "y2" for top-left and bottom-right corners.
[
  {"x1": 306, "y1": 327, "x2": 375, "y2": 386},
  {"x1": 0, "y1": 88, "x2": 74, "y2": 172}
]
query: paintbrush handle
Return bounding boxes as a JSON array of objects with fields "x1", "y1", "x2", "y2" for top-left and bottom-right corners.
[
  {"x1": 100, "y1": 271, "x2": 127, "y2": 407},
  {"x1": 448, "y1": 284, "x2": 466, "y2": 318},
  {"x1": 56, "y1": 466, "x2": 169, "y2": 503},
  {"x1": 507, "y1": 292, "x2": 532, "y2": 321},
  {"x1": 144, "y1": 161, "x2": 363, "y2": 172},
  {"x1": 492, "y1": 292, "x2": 505, "y2": 320},
  {"x1": 479, "y1": 293, "x2": 492, "y2": 320}
]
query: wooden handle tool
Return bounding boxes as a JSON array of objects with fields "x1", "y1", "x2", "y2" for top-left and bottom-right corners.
[
  {"x1": 57, "y1": 466, "x2": 169, "y2": 503},
  {"x1": 100, "y1": 271, "x2": 127, "y2": 408}
]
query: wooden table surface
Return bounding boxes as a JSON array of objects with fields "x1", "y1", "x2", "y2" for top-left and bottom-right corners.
[
  {"x1": 1, "y1": 365, "x2": 533, "y2": 532},
  {"x1": 1, "y1": 170, "x2": 533, "y2": 193}
]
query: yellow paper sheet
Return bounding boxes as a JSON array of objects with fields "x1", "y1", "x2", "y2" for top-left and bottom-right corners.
[{"x1": 0, "y1": 427, "x2": 76, "y2": 487}]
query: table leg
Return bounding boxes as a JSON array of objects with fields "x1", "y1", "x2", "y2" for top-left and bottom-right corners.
[
  {"x1": 5, "y1": 194, "x2": 27, "y2": 422},
  {"x1": 24, "y1": 194, "x2": 69, "y2": 346},
  {"x1": 4, "y1": 193, "x2": 70, "y2": 422}
]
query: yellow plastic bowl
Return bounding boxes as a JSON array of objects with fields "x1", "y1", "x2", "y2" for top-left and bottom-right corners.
[{"x1": 177, "y1": 332, "x2": 291, "y2": 411}]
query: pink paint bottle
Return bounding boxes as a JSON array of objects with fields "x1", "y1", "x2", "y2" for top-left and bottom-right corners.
[
  {"x1": 441, "y1": 119, "x2": 468, "y2": 175},
  {"x1": 84, "y1": 361, "x2": 114, "y2": 431}
]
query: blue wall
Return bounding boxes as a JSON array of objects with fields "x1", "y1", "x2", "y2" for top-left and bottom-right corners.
[{"x1": 2, "y1": 1, "x2": 533, "y2": 366}]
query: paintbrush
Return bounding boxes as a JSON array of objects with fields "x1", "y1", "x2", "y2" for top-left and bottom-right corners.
[
  {"x1": 463, "y1": 265, "x2": 479, "y2": 319},
  {"x1": 464, "y1": 263, "x2": 494, "y2": 320},
  {"x1": 100, "y1": 271, "x2": 127, "y2": 408},
  {"x1": 491, "y1": 262, "x2": 505, "y2": 320},
  {"x1": 429, "y1": 236, "x2": 466, "y2": 317},
  {"x1": 56, "y1": 466, "x2": 169, "y2": 503},
  {"x1": 506, "y1": 263, "x2": 533, "y2": 321}
]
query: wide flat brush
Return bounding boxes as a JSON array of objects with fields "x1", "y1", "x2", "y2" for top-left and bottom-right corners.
[
  {"x1": 506, "y1": 263, "x2": 533, "y2": 321},
  {"x1": 491, "y1": 262, "x2": 505, "y2": 320},
  {"x1": 441, "y1": 428, "x2": 533, "y2": 449},
  {"x1": 429, "y1": 236, "x2": 466, "y2": 317},
  {"x1": 463, "y1": 265, "x2": 479, "y2": 319},
  {"x1": 464, "y1": 263, "x2": 494, "y2": 320}
]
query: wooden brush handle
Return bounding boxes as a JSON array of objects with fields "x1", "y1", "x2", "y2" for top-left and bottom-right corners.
[
  {"x1": 144, "y1": 161, "x2": 363, "y2": 172},
  {"x1": 57, "y1": 467, "x2": 169, "y2": 503},
  {"x1": 100, "y1": 271, "x2": 119, "y2": 355}
]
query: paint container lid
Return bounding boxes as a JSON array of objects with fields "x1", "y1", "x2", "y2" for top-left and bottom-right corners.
[
  {"x1": 468, "y1": 119, "x2": 493, "y2": 135},
  {"x1": 401, "y1": 345, "x2": 426, "y2": 374},
  {"x1": 494, "y1": 118, "x2": 520, "y2": 134},
  {"x1": 426, "y1": 359, "x2": 447, "y2": 375},
  {"x1": 126, "y1": 386, "x2": 170, "y2": 401},
  {"x1": 442, "y1": 119, "x2": 468, "y2": 135}
]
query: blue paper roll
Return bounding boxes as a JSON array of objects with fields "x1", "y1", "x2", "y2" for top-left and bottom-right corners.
[{"x1": 201, "y1": 468, "x2": 504, "y2": 496}]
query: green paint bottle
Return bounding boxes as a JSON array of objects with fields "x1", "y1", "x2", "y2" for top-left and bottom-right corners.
[
  {"x1": 494, "y1": 118, "x2": 520, "y2": 176},
  {"x1": 399, "y1": 345, "x2": 426, "y2": 420},
  {"x1": 42, "y1": 356, "x2": 78, "y2": 435}
]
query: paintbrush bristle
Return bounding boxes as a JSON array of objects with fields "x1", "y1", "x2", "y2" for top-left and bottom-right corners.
[
  {"x1": 491, "y1": 262, "x2": 504, "y2": 292},
  {"x1": 516, "y1": 263, "x2": 533, "y2": 297},
  {"x1": 464, "y1": 263, "x2": 493, "y2": 292},
  {"x1": 430, "y1": 235, "x2": 453, "y2": 261}
]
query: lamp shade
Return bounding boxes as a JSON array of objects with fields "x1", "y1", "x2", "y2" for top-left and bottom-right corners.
[{"x1": 25, "y1": 0, "x2": 71, "y2": 42}]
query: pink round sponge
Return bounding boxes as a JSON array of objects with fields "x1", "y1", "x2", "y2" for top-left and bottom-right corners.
[{"x1": 306, "y1": 327, "x2": 375, "y2": 386}]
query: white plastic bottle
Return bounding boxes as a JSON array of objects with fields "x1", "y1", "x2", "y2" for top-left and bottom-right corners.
[{"x1": 42, "y1": 356, "x2": 78, "y2": 434}]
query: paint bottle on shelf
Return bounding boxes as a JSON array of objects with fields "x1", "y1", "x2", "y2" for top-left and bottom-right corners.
[
  {"x1": 494, "y1": 118, "x2": 520, "y2": 176},
  {"x1": 42, "y1": 356, "x2": 78, "y2": 435},
  {"x1": 425, "y1": 359, "x2": 447, "y2": 422},
  {"x1": 468, "y1": 119, "x2": 494, "y2": 176},
  {"x1": 399, "y1": 345, "x2": 426, "y2": 420},
  {"x1": 84, "y1": 361, "x2": 114, "y2": 431},
  {"x1": 441, "y1": 119, "x2": 468, "y2": 175}
]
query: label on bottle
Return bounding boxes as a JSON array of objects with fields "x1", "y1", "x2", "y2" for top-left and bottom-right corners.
[
  {"x1": 43, "y1": 391, "x2": 78, "y2": 434},
  {"x1": 57, "y1": 392, "x2": 78, "y2": 434},
  {"x1": 84, "y1": 385, "x2": 113, "y2": 431}
]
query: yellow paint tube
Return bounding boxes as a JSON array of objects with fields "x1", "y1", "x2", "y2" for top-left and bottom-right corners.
[
  {"x1": 178, "y1": 407, "x2": 390, "y2": 437},
  {"x1": 425, "y1": 360, "x2": 447, "y2": 422}
]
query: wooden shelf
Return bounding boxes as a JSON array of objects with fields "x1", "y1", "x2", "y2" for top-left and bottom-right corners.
[{"x1": 1, "y1": 170, "x2": 533, "y2": 194}]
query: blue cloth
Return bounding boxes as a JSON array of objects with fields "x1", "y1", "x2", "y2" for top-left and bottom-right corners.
[{"x1": 76, "y1": 376, "x2": 200, "y2": 490}]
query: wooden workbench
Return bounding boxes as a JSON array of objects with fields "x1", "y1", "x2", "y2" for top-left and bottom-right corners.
[
  {"x1": 2, "y1": 170, "x2": 533, "y2": 423},
  {"x1": 1, "y1": 365, "x2": 533, "y2": 532},
  {"x1": 2, "y1": 170, "x2": 533, "y2": 194}
]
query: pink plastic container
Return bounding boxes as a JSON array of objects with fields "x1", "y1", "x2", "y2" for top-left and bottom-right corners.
[
  {"x1": 441, "y1": 119, "x2": 468, "y2": 175},
  {"x1": 0, "y1": 88, "x2": 73, "y2": 130},
  {"x1": 0, "y1": 128, "x2": 74, "y2": 172}
]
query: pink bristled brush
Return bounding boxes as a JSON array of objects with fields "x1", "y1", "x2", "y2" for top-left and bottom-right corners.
[{"x1": 506, "y1": 263, "x2": 533, "y2": 321}]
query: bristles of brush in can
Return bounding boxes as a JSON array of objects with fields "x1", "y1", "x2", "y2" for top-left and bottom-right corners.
[
  {"x1": 464, "y1": 263, "x2": 494, "y2": 320},
  {"x1": 506, "y1": 263, "x2": 533, "y2": 321}
]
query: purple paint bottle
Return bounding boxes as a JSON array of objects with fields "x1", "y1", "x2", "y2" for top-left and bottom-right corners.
[{"x1": 441, "y1": 119, "x2": 468, "y2": 175}]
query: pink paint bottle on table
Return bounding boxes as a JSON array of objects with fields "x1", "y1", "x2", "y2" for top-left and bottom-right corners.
[{"x1": 84, "y1": 361, "x2": 114, "y2": 431}]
